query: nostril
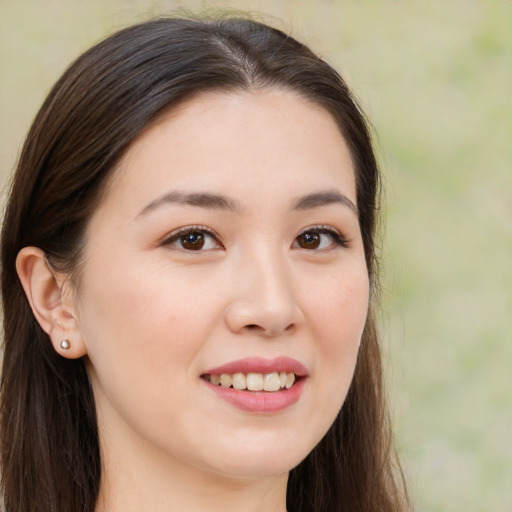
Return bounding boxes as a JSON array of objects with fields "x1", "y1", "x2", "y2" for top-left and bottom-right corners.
[
  {"x1": 243, "y1": 324, "x2": 268, "y2": 334},
  {"x1": 242, "y1": 322, "x2": 295, "y2": 336}
]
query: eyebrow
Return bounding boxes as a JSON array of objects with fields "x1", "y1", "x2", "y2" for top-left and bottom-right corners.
[
  {"x1": 291, "y1": 190, "x2": 358, "y2": 215},
  {"x1": 136, "y1": 188, "x2": 358, "y2": 219},
  {"x1": 137, "y1": 191, "x2": 240, "y2": 218}
]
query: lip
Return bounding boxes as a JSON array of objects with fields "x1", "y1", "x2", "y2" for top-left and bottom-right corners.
[
  {"x1": 203, "y1": 377, "x2": 307, "y2": 413},
  {"x1": 204, "y1": 356, "x2": 308, "y2": 377},
  {"x1": 202, "y1": 357, "x2": 308, "y2": 414}
]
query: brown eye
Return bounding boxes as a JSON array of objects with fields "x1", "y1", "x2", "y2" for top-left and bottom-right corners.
[
  {"x1": 180, "y1": 232, "x2": 205, "y2": 250},
  {"x1": 296, "y1": 232, "x2": 321, "y2": 249},
  {"x1": 164, "y1": 227, "x2": 222, "y2": 251},
  {"x1": 293, "y1": 227, "x2": 347, "y2": 251}
]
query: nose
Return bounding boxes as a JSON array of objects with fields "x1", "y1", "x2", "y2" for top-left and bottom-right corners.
[{"x1": 224, "y1": 250, "x2": 305, "y2": 337}]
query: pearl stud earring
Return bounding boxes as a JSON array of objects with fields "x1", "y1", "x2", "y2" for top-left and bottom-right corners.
[{"x1": 60, "y1": 338, "x2": 71, "y2": 350}]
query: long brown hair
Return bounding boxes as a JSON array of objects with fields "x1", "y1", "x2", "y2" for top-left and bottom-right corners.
[{"x1": 1, "y1": 15, "x2": 409, "y2": 512}]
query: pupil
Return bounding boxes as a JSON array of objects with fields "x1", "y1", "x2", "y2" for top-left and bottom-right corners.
[
  {"x1": 300, "y1": 232, "x2": 320, "y2": 249},
  {"x1": 182, "y1": 232, "x2": 204, "y2": 250}
]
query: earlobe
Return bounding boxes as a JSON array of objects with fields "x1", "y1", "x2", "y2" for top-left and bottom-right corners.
[{"x1": 16, "y1": 247, "x2": 88, "y2": 359}]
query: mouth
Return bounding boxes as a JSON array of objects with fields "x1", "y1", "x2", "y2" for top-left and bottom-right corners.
[
  {"x1": 202, "y1": 371, "x2": 299, "y2": 392},
  {"x1": 200, "y1": 357, "x2": 308, "y2": 407}
]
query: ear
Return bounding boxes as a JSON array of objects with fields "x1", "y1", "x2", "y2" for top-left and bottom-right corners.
[{"x1": 16, "y1": 247, "x2": 87, "y2": 359}]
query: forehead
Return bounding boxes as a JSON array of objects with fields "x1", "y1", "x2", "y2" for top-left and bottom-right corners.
[{"x1": 101, "y1": 89, "x2": 356, "y2": 215}]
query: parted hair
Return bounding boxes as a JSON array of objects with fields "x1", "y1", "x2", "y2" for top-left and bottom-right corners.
[{"x1": 1, "y1": 15, "x2": 409, "y2": 512}]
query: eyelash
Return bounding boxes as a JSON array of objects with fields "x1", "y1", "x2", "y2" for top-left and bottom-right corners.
[
  {"x1": 162, "y1": 225, "x2": 222, "y2": 251},
  {"x1": 294, "y1": 225, "x2": 349, "y2": 251},
  {"x1": 162, "y1": 224, "x2": 349, "y2": 252}
]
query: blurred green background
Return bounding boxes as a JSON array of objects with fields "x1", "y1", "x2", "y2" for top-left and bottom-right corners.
[{"x1": 1, "y1": 1, "x2": 510, "y2": 510}]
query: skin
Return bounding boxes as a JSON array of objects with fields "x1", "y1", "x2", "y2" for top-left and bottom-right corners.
[{"x1": 18, "y1": 89, "x2": 369, "y2": 512}]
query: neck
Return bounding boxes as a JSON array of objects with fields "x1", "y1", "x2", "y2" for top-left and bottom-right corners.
[{"x1": 95, "y1": 428, "x2": 288, "y2": 512}]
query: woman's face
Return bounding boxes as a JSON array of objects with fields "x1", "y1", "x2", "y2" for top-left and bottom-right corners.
[{"x1": 74, "y1": 90, "x2": 369, "y2": 481}]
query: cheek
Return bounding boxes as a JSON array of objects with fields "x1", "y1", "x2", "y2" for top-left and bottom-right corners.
[
  {"x1": 308, "y1": 264, "x2": 369, "y2": 348},
  {"x1": 304, "y1": 264, "x2": 369, "y2": 403},
  {"x1": 80, "y1": 257, "x2": 219, "y2": 348},
  {"x1": 76, "y1": 260, "x2": 215, "y2": 398},
  {"x1": 77, "y1": 260, "x2": 226, "y2": 444}
]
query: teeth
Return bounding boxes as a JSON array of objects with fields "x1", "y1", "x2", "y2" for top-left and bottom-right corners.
[
  {"x1": 264, "y1": 372, "x2": 281, "y2": 391},
  {"x1": 207, "y1": 372, "x2": 297, "y2": 391},
  {"x1": 232, "y1": 372, "x2": 246, "y2": 390},
  {"x1": 220, "y1": 374, "x2": 232, "y2": 388},
  {"x1": 246, "y1": 373, "x2": 264, "y2": 391}
]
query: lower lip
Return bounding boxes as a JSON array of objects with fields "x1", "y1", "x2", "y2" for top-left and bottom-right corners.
[{"x1": 203, "y1": 378, "x2": 307, "y2": 413}]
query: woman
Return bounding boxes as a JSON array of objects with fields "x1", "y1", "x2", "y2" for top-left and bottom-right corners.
[{"x1": 0, "y1": 15, "x2": 409, "y2": 512}]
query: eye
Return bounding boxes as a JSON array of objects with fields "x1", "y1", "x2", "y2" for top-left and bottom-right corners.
[
  {"x1": 293, "y1": 226, "x2": 348, "y2": 250},
  {"x1": 163, "y1": 226, "x2": 223, "y2": 251}
]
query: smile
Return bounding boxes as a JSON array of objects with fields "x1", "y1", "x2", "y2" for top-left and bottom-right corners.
[
  {"x1": 201, "y1": 357, "x2": 308, "y2": 413},
  {"x1": 204, "y1": 371, "x2": 296, "y2": 392}
]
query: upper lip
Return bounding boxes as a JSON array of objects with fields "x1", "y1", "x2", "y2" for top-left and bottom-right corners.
[{"x1": 205, "y1": 357, "x2": 308, "y2": 377}]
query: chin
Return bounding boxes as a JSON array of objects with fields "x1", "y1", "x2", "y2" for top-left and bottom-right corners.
[
  {"x1": 214, "y1": 457, "x2": 300, "y2": 481},
  {"x1": 205, "y1": 431, "x2": 315, "y2": 480}
]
